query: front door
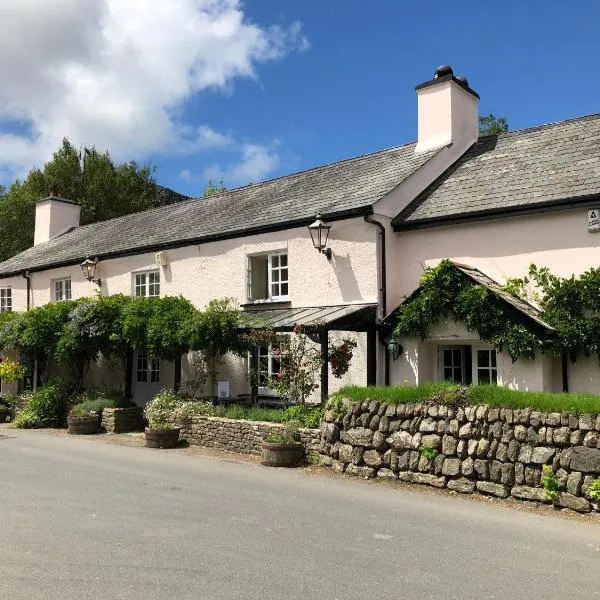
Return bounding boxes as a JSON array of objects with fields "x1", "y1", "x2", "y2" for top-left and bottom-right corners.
[
  {"x1": 132, "y1": 351, "x2": 162, "y2": 406},
  {"x1": 440, "y1": 346, "x2": 466, "y2": 384}
]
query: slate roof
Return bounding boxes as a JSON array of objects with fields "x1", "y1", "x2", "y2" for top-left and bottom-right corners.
[
  {"x1": 0, "y1": 142, "x2": 437, "y2": 277},
  {"x1": 394, "y1": 113, "x2": 600, "y2": 228}
]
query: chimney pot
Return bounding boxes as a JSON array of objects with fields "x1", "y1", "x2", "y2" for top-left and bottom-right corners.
[{"x1": 434, "y1": 64, "x2": 453, "y2": 78}]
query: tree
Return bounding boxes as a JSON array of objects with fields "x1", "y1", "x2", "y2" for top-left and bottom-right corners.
[
  {"x1": 0, "y1": 139, "x2": 159, "y2": 261},
  {"x1": 479, "y1": 114, "x2": 508, "y2": 136},
  {"x1": 202, "y1": 178, "x2": 226, "y2": 197}
]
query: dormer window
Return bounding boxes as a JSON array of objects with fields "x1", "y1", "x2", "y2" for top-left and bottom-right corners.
[{"x1": 247, "y1": 252, "x2": 288, "y2": 301}]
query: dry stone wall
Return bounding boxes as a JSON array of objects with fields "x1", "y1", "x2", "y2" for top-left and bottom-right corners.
[
  {"x1": 181, "y1": 416, "x2": 320, "y2": 457},
  {"x1": 319, "y1": 400, "x2": 600, "y2": 513},
  {"x1": 101, "y1": 407, "x2": 144, "y2": 433}
]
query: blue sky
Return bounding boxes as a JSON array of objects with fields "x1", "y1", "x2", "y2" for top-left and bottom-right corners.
[{"x1": 1, "y1": 1, "x2": 599, "y2": 197}]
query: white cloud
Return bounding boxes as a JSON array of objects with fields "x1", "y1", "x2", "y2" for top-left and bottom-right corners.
[
  {"x1": 200, "y1": 142, "x2": 281, "y2": 187},
  {"x1": 0, "y1": 0, "x2": 307, "y2": 177}
]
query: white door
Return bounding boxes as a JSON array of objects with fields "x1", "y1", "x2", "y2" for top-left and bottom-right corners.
[{"x1": 132, "y1": 351, "x2": 162, "y2": 406}]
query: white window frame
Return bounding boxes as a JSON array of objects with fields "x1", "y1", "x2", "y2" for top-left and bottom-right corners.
[
  {"x1": 0, "y1": 288, "x2": 12, "y2": 313},
  {"x1": 53, "y1": 278, "x2": 72, "y2": 302},
  {"x1": 247, "y1": 251, "x2": 289, "y2": 302},
  {"x1": 439, "y1": 346, "x2": 466, "y2": 384},
  {"x1": 473, "y1": 347, "x2": 498, "y2": 385},
  {"x1": 133, "y1": 270, "x2": 160, "y2": 298},
  {"x1": 248, "y1": 343, "x2": 281, "y2": 394},
  {"x1": 136, "y1": 352, "x2": 160, "y2": 383}
]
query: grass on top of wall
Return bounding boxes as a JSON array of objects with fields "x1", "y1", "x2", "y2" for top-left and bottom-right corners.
[
  {"x1": 335, "y1": 383, "x2": 600, "y2": 415},
  {"x1": 212, "y1": 404, "x2": 324, "y2": 429}
]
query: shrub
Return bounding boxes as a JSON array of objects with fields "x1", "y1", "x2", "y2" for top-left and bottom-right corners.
[
  {"x1": 0, "y1": 358, "x2": 27, "y2": 382},
  {"x1": 590, "y1": 479, "x2": 600, "y2": 503},
  {"x1": 75, "y1": 391, "x2": 135, "y2": 416},
  {"x1": 144, "y1": 389, "x2": 181, "y2": 430},
  {"x1": 70, "y1": 404, "x2": 96, "y2": 417},
  {"x1": 282, "y1": 404, "x2": 323, "y2": 429},
  {"x1": 541, "y1": 465, "x2": 560, "y2": 502},
  {"x1": 12, "y1": 381, "x2": 72, "y2": 428},
  {"x1": 174, "y1": 400, "x2": 215, "y2": 423},
  {"x1": 420, "y1": 445, "x2": 437, "y2": 460},
  {"x1": 266, "y1": 420, "x2": 302, "y2": 445}
]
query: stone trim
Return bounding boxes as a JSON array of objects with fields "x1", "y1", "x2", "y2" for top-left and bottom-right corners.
[{"x1": 319, "y1": 400, "x2": 600, "y2": 513}]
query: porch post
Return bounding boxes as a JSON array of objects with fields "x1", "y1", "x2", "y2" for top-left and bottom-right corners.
[
  {"x1": 367, "y1": 326, "x2": 377, "y2": 386},
  {"x1": 174, "y1": 353, "x2": 182, "y2": 392},
  {"x1": 251, "y1": 346, "x2": 259, "y2": 404},
  {"x1": 125, "y1": 349, "x2": 133, "y2": 399},
  {"x1": 320, "y1": 329, "x2": 329, "y2": 404}
]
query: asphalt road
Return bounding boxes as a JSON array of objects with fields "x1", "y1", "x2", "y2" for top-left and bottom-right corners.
[{"x1": 1, "y1": 428, "x2": 599, "y2": 600}]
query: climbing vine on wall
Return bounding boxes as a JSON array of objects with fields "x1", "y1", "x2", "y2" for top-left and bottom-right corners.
[{"x1": 393, "y1": 260, "x2": 543, "y2": 361}]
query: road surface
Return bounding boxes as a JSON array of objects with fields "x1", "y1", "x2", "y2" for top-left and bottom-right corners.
[{"x1": 1, "y1": 427, "x2": 599, "y2": 599}]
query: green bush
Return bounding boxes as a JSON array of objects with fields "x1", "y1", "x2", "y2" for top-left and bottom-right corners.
[
  {"x1": 75, "y1": 391, "x2": 135, "y2": 416},
  {"x1": 144, "y1": 389, "x2": 181, "y2": 430},
  {"x1": 281, "y1": 404, "x2": 323, "y2": 429},
  {"x1": 12, "y1": 381, "x2": 72, "y2": 428}
]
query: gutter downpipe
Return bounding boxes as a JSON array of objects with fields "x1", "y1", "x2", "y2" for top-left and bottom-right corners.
[
  {"x1": 561, "y1": 351, "x2": 569, "y2": 393},
  {"x1": 21, "y1": 271, "x2": 33, "y2": 391},
  {"x1": 363, "y1": 211, "x2": 389, "y2": 386}
]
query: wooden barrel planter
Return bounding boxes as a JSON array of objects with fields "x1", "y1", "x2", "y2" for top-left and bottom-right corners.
[
  {"x1": 68, "y1": 415, "x2": 100, "y2": 435},
  {"x1": 0, "y1": 406, "x2": 10, "y2": 423},
  {"x1": 261, "y1": 441, "x2": 304, "y2": 467},
  {"x1": 145, "y1": 428, "x2": 180, "y2": 449}
]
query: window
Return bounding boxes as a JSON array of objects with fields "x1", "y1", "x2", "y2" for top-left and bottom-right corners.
[
  {"x1": 476, "y1": 349, "x2": 497, "y2": 384},
  {"x1": 134, "y1": 270, "x2": 160, "y2": 297},
  {"x1": 441, "y1": 347, "x2": 465, "y2": 384},
  {"x1": 247, "y1": 252, "x2": 288, "y2": 301},
  {"x1": 249, "y1": 344, "x2": 281, "y2": 388},
  {"x1": 0, "y1": 288, "x2": 11, "y2": 313},
  {"x1": 136, "y1": 352, "x2": 160, "y2": 383},
  {"x1": 53, "y1": 278, "x2": 72, "y2": 301}
]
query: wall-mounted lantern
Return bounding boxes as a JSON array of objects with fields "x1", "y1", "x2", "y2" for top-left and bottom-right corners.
[
  {"x1": 80, "y1": 256, "x2": 101, "y2": 286},
  {"x1": 387, "y1": 337, "x2": 403, "y2": 361},
  {"x1": 308, "y1": 213, "x2": 332, "y2": 260}
]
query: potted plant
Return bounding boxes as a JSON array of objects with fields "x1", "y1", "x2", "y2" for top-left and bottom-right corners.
[
  {"x1": 261, "y1": 420, "x2": 305, "y2": 467},
  {"x1": 67, "y1": 404, "x2": 100, "y2": 434},
  {"x1": 144, "y1": 390, "x2": 181, "y2": 448}
]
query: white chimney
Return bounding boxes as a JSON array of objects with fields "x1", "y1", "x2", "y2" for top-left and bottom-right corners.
[
  {"x1": 34, "y1": 192, "x2": 81, "y2": 246},
  {"x1": 415, "y1": 65, "x2": 479, "y2": 153}
]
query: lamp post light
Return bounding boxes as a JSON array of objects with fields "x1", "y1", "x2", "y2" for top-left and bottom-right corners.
[
  {"x1": 308, "y1": 213, "x2": 332, "y2": 260},
  {"x1": 387, "y1": 337, "x2": 403, "y2": 361},
  {"x1": 80, "y1": 257, "x2": 101, "y2": 286}
]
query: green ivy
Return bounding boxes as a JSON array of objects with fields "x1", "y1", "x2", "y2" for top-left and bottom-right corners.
[{"x1": 394, "y1": 260, "x2": 542, "y2": 361}]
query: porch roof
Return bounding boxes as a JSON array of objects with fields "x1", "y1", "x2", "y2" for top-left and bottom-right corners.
[
  {"x1": 381, "y1": 262, "x2": 555, "y2": 337},
  {"x1": 243, "y1": 303, "x2": 377, "y2": 332}
]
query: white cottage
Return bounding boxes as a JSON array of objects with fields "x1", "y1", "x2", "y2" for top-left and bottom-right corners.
[{"x1": 1, "y1": 65, "x2": 600, "y2": 402}]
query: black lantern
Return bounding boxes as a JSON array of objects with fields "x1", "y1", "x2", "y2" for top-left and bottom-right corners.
[
  {"x1": 80, "y1": 257, "x2": 101, "y2": 286},
  {"x1": 308, "y1": 213, "x2": 332, "y2": 259},
  {"x1": 387, "y1": 337, "x2": 403, "y2": 361}
]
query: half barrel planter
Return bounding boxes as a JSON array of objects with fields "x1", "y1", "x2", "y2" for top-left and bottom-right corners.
[
  {"x1": 67, "y1": 414, "x2": 100, "y2": 435},
  {"x1": 261, "y1": 441, "x2": 304, "y2": 467},
  {"x1": 145, "y1": 428, "x2": 180, "y2": 449}
]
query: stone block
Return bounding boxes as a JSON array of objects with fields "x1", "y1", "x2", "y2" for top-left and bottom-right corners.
[
  {"x1": 447, "y1": 419, "x2": 459, "y2": 435},
  {"x1": 518, "y1": 444, "x2": 533, "y2": 464},
  {"x1": 398, "y1": 471, "x2": 446, "y2": 488},
  {"x1": 515, "y1": 463, "x2": 525, "y2": 485},
  {"x1": 490, "y1": 460, "x2": 502, "y2": 482},
  {"x1": 476, "y1": 438, "x2": 490, "y2": 458},
  {"x1": 582, "y1": 475, "x2": 595, "y2": 499},
  {"x1": 386, "y1": 431, "x2": 412, "y2": 450},
  {"x1": 459, "y1": 423, "x2": 473, "y2": 439},
  {"x1": 507, "y1": 439, "x2": 520, "y2": 462},
  {"x1": 345, "y1": 464, "x2": 375, "y2": 478},
  {"x1": 570, "y1": 430, "x2": 584, "y2": 445},
  {"x1": 552, "y1": 427, "x2": 570, "y2": 446},
  {"x1": 331, "y1": 460, "x2": 346, "y2": 474},
  {"x1": 442, "y1": 435, "x2": 458, "y2": 456},
  {"x1": 388, "y1": 419, "x2": 402, "y2": 434},
  {"x1": 433, "y1": 454, "x2": 445, "y2": 476},
  {"x1": 570, "y1": 447, "x2": 600, "y2": 473},
  {"x1": 337, "y1": 444, "x2": 353, "y2": 464},
  {"x1": 408, "y1": 451, "x2": 420, "y2": 471},
  {"x1": 411, "y1": 433, "x2": 422, "y2": 450},
  {"x1": 343, "y1": 427, "x2": 374, "y2": 447},
  {"x1": 421, "y1": 434, "x2": 442, "y2": 450},
  {"x1": 372, "y1": 431, "x2": 387, "y2": 451},
  {"x1": 378, "y1": 416, "x2": 391, "y2": 433},
  {"x1": 525, "y1": 466, "x2": 541, "y2": 487},
  {"x1": 566, "y1": 471, "x2": 583, "y2": 496},
  {"x1": 363, "y1": 450, "x2": 383, "y2": 468},
  {"x1": 462, "y1": 457, "x2": 475, "y2": 478},
  {"x1": 385, "y1": 404, "x2": 396, "y2": 418},
  {"x1": 501, "y1": 408, "x2": 513, "y2": 424},
  {"x1": 476, "y1": 481, "x2": 510, "y2": 498},
  {"x1": 351, "y1": 446, "x2": 364, "y2": 465},
  {"x1": 418, "y1": 455, "x2": 433, "y2": 473},
  {"x1": 531, "y1": 446, "x2": 555, "y2": 465},
  {"x1": 583, "y1": 431, "x2": 599, "y2": 448},
  {"x1": 568, "y1": 414, "x2": 579, "y2": 429},
  {"x1": 442, "y1": 458, "x2": 461, "y2": 476},
  {"x1": 557, "y1": 492, "x2": 591, "y2": 513},
  {"x1": 467, "y1": 439, "x2": 478, "y2": 456},
  {"x1": 397, "y1": 451, "x2": 410, "y2": 471},
  {"x1": 488, "y1": 440, "x2": 499, "y2": 460},
  {"x1": 546, "y1": 412, "x2": 561, "y2": 427},
  {"x1": 447, "y1": 478, "x2": 475, "y2": 493},
  {"x1": 489, "y1": 422, "x2": 503, "y2": 440},
  {"x1": 376, "y1": 468, "x2": 398, "y2": 480},
  {"x1": 474, "y1": 459, "x2": 489, "y2": 479},
  {"x1": 369, "y1": 415, "x2": 380, "y2": 431},
  {"x1": 500, "y1": 463, "x2": 515, "y2": 486},
  {"x1": 526, "y1": 427, "x2": 539, "y2": 444},
  {"x1": 555, "y1": 468, "x2": 569, "y2": 489},
  {"x1": 579, "y1": 414, "x2": 594, "y2": 431},
  {"x1": 514, "y1": 425, "x2": 527, "y2": 442},
  {"x1": 419, "y1": 418, "x2": 437, "y2": 433},
  {"x1": 529, "y1": 411, "x2": 541, "y2": 427},
  {"x1": 496, "y1": 443, "x2": 509, "y2": 462},
  {"x1": 456, "y1": 440, "x2": 468, "y2": 459},
  {"x1": 488, "y1": 408, "x2": 500, "y2": 423},
  {"x1": 559, "y1": 447, "x2": 573, "y2": 469},
  {"x1": 511, "y1": 485, "x2": 548, "y2": 502},
  {"x1": 396, "y1": 404, "x2": 406, "y2": 418}
]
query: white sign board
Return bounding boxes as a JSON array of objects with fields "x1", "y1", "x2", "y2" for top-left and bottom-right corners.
[
  {"x1": 588, "y1": 209, "x2": 600, "y2": 232},
  {"x1": 217, "y1": 381, "x2": 230, "y2": 399}
]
